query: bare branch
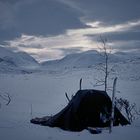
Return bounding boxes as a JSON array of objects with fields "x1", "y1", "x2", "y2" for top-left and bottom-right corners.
[
  {"x1": 94, "y1": 35, "x2": 116, "y2": 93},
  {"x1": 94, "y1": 78, "x2": 105, "y2": 84},
  {"x1": 0, "y1": 92, "x2": 11, "y2": 105},
  {"x1": 91, "y1": 78, "x2": 105, "y2": 87},
  {"x1": 115, "y1": 98, "x2": 140, "y2": 122},
  {"x1": 65, "y1": 92, "x2": 70, "y2": 102},
  {"x1": 5, "y1": 93, "x2": 11, "y2": 105},
  {"x1": 95, "y1": 64, "x2": 106, "y2": 73},
  {"x1": 94, "y1": 83, "x2": 105, "y2": 87}
]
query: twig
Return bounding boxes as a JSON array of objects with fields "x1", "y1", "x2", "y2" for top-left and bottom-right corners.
[
  {"x1": 65, "y1": 92, "x2": 70, "y2": 102},
  {"x1": 0, "y1": 92, "x2": 11, "y2": 105}
]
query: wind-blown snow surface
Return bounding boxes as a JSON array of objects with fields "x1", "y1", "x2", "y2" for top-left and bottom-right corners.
[{"x1": 0, "y1": 58, "x2": 140, "y2": 140}]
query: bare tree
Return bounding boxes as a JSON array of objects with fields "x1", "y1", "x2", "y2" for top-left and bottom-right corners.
[
  {"x1": 93, "y1": 36, "x2": 114, "y2": 92},
  {"x1": 93, "y1": 36, "x2": 118, "y2": 133},
  {"x1": 99, "y1": 36, "x2": 108, "y2": 92},
  {"x1": 115, "y1": 97, "x2": 140, "y2": 123},
  {"x1": 93, "y1": 36, "x2": 140, "y2": 133},
  {"x1": 0, "y1": 92, "x2": 11, "y2": 108}
]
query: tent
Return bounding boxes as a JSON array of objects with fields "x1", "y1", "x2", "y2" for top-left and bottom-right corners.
[{"x1": 30, "y1": 89, "x2": 130, "y2": 131}]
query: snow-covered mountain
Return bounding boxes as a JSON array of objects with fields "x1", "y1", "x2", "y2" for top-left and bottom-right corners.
[
  {"x1": 0, "y1": 47, "x2": 140, "y2": 73},
  {"x1": 0, "y1": 47, "x2": 39, "y2": 67},
  {"x1": 42, "y1": 50, "x2": 140, "y2": 69},
  {"x1": 0, "y1": 46, "x2": 39, "y2": 73},
  {"x1": 42, "y1": 50, "x2": 103, "y2": 68}
]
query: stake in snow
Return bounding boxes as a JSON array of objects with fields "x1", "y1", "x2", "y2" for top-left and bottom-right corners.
[{"x1": 110, "y1": 77, "x2": 117, "y2": 133}]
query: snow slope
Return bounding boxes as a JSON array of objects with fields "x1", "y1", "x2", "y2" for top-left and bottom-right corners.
[
  {"x1": 0, "y1": 47, "x2": 39, "y2": 73},
  {"x1": 0, "y1": 58, "x2": 140, "y2": 140},
  {"x1": 42, "y1": 50, "x2": 105, "y2": 68},
  {"x1": 42, "y1": 50, "x2": 140, "y2": 69}
]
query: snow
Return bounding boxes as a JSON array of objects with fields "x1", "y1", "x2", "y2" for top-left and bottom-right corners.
[
  {"x1": 0, "y1": 47, "x2": 39, "y2": 73},
  {"x1": 41, "y1": 50, "x2": 140, "y2": 69},
  {"x1": 0, "y1": 66, "x2": 140, "y2": 139},
  {"x1": 0, "y1": 49, "x2": 140, "y2": 140}
]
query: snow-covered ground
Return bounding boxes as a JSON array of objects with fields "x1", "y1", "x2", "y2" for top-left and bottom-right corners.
[{"x1": 0, "y1": 59, "x2": 140, "y2": 140}]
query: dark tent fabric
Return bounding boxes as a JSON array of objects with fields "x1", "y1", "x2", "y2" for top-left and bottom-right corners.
[{"x1": 30, "y1": 90, "x2": 130, "y2": 131}]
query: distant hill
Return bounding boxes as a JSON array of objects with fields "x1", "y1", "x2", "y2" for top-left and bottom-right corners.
[
  {"x1": 0, "y1": 47, "x2": 140, "y2": 73},
  {"x1": 0, "y1": 46, "x2": 39, "y2": 73},
  {"x1": 41, "y1": 50, "x2": 140, "y2": 69}
]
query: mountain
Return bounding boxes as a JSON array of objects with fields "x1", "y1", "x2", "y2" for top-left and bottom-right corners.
[
  {"x1": 0, "y1": 47, "x2": 39, "y2": 67},
  {"x1": 0, "y1": 46, "x2": 39, "y2": 73},
  {"x1": 42, "y1": 50, "x2": 140, "y2": 69},
  {"x1": 42, "y1": 50, "x2": 101, "y2": 68},
  {"x1": 1, "y1": 47, "x2": 139, "y2": 73}
]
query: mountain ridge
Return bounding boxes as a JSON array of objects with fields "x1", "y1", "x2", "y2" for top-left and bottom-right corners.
[
  {"x1": 42, "y1": 50, "x2": 140, "y2": 68},
  {"x1": 0, "y1": 46, "x2": 39, "y2": 73}
]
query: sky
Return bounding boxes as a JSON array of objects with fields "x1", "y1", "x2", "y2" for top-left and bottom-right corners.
[{"x1": 0, "y1": 0, "x2": 140, "y2": 61}]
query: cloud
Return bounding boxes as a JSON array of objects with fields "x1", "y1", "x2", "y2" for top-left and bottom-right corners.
[
  {"x1": 67, "y1": 20, "x2": 140, "y2": 36},
  {"x1": 0, "y1": 0, "x2": 85, "y2": 42},
  {"x1": 57, "y1": 47, "x2": 83, "y2": 56},
  {"x1": 4, "y1": 33, "x2": 94, "y2": 61},
  {"x1": 3, "y1": 19, "x2": 140, "y2": 61},
  {"x1": 55, "y1": 0, "x2": 84, "y2": 13},
  {"x1": 61, "y1": 0, "x2": 140, "y2": 24},
  {"x1": 101, "y1": 31, "x2": 140, "y2": 42},
  {"x1": 0, "y1": 0, "x2": 140, "y2": 46},
  {"x1": 109, "y1": 40, "x2": 140, "y2": 51},
  {"x1": 0, "y1": 0, "x2": 139, "y2": 62}
]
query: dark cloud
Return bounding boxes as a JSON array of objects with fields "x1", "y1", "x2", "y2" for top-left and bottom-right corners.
[
  {"x1": 68, "y1": 0, "x2": 140, "y2": 24},
  {"x1": 0, "y1": 0, "x2": 19, "y2": 4},
  {"x1": 106, "y1": 32, "x2": 140, "y2": 42},
  {"x1": 18, "y1": 44, "x2": 44, "y2": 49},
  {"x1": 3, "y1": 46, "x2": 18, "y2": 52},
  {"x1": 112, "y1": 41, "x2": 140, "y2": 51},
  {"x1": 0, "y1": 0, "x2": 85, "y2": 42},
  {"x1": 0, "y1": 0, "x2": 140, "y2": 60},
  {"x1": 87, "y1": 31, "x2": 140, "y2": 42},
  {"x1": 87, "y1": 30, "x2": 140, "y2": 52},
  {"x1": 0, "y1": 0, "x2": 140, "y2": 43}
]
